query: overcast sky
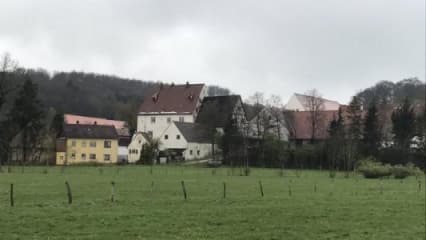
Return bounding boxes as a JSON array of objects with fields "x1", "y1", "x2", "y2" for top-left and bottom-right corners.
[{"x1": 0, "y1": 0, "x2": 424, "y2": 104}]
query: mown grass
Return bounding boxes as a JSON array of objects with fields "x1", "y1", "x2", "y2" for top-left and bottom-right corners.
[{"x1": 0, "y1": 166, "x2": 424, "y2": 240}]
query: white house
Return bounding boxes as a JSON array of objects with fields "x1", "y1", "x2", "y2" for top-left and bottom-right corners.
[
  {"x1": 157, "y1": 121, "x2": 212, "y2": 161},
  {"x1": 284, "y1": 93, "x2": 341, "y2": 111},
  {"x1": 127, "y1": 132, "x2": 151, "y2": 163},
  {"x1": 136, "y1": 83, "x2": 207, "y2": 139}
]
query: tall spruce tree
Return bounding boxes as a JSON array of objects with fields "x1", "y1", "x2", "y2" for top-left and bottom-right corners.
[
  {"x1": 10, "y1": 75, "x2": 44, "y2": 165},
  {"x1": 363, "y1": 101, "x2": 381, "y2": 157},
  {"x1": 327, "y1": 107, "x2": 345, "y2": 177},
  {"x1": 391, "y1": 97, "x2": 415, "y2": 150},
  {"x1": 346, "y1": 96, "x2": 363, "y2": 168}
]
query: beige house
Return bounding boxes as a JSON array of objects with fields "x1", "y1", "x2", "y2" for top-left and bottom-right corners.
[
  {"x1": 284, "y1": 93, "x2": 341, "y2": 111},
  {"x1": 56, "y1": 124, "x2": 119, "y2": 165}
]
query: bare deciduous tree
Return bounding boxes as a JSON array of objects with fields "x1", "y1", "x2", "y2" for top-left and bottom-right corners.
[
  {"x1": 303, "y1": 89, "x2": 325, "y2": 143},
  {"x1": 249, "y1": 92, "x2": 265, "y2": 137}
]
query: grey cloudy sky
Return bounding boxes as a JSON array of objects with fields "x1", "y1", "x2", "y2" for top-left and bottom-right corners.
[{"x1": 0, "y1": 0, "x2": 424, "y2": 104}]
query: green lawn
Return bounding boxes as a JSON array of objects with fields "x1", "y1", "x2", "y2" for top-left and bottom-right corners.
[{"x1": 0, "y1": 166, "x2": 424, "y2": 240}]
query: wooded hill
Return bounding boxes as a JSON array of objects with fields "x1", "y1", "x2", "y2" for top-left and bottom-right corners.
[
  {"x1": 23, "y1": 69, "x2": 230, "y2": 132},
  {"x1": 355, "y1": 78, "x2": 425, "y2": 108}
]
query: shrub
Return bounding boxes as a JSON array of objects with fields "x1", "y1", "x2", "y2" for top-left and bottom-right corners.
[
  {"x1": 392, "y1": 165, "x2": 412, "y2": 179},
  {"x1": 357, "y1": 157, "x2": 423, "y2": 179},
  {"x1": 357, "y1": 157, "x2": 392, "y2": 179},
  {"x1": 392, "y1": 163, "x2": 423, "y2": 179}
]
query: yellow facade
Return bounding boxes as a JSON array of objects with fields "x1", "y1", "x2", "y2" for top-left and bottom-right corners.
[{"x1": 56, "y1": 138, "x2": 118, "y2": 165}]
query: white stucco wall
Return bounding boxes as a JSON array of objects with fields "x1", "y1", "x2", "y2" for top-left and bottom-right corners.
[
  {"x1": 158, "y1": 122, "x2": 188, "y2": 150},
  {"x1": 284, "y1": 94, "x2": 305, "y2": 111},
  {"x1": 137, "y1": 114, "x2": 194, "y2": 139},
  {"x1": 183, "y1": 143, "x2": 212, "y2": 160},
  {"x1": 127, "y1": 132, "x2": 149, "y2": 163}
]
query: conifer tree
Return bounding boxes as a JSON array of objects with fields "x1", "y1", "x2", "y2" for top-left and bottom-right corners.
[
  {"x1": 363, "y1": 100, "x2": 381, "y2": 157},
  {"x1": 391, "y1": 97, "x2": 415, "y2": 150}
]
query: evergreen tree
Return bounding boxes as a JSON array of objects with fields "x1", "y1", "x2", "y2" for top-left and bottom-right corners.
[
  {"x1": 9, "y1": 75, "x2": 44, "y2": 165},
  {"x1": 327, "y1": 107, "x2": 345, "y2": 177},
  {"x1": 346, "y1": 96, "x2": 363, "y2": 168},
  {"x1": 391, "y1": 97, "x2": 416, "y2": 150},
  {"x1": 362, "y1": 101, "x2": 381, "y2": 157}
]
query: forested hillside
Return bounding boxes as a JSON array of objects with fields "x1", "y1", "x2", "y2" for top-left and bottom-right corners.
[
  {"x1": 25, "y1": 69, "x2": 230, "y2": 131},
  {"x1": 355, "y1": 78, "x2": 425, "y2": 107}
]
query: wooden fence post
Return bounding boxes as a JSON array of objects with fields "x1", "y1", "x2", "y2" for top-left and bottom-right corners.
[
  {"x1": 111, "y1": 181, "x2": 115, "y2": 202},
  {"x1": 258, "y1": 180, "x2": 264, "y2": 197},
  {"x1": 181, "y1": 181, "x2": 187, "y2": 200},
  {"x1": 10, "y1": 183, "x2": 14, "y2": 207},
  {"x1": 288, "y1": 185, "x2": 292, "y2": 196},
  {"x1": 65, "y1": 181, "x2": 72, "y2": 204},
  {"x1": 223, "y1": 182, "x2": 226, "y2": 199},
  {"x1": 418, "y1": 180, "x2": 421, "y2": 193}
]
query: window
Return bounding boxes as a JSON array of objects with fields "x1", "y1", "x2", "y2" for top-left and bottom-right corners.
[
  {"x1": 89, "y1": 154, "x2": 96, "y2": 160},
  {"x1": 167, "y1": 117, "x2": 171, "y2": 123},
  {"x1": 104, "y1": 140, "x2": 111, "y2": 148},
  {"x1": 90, "y1": 141, "x2": 96, "y2": 147},
  {"x1": 60, "y1": 156, "x2": 64, "y2": 160},
  {"x1": 104, "y1": 154, "x2": 111, "y2": 161},
  {"x1": 135, "y1": 150, "x2": 138, "y2": 154},
  {"x1": 148, "y1": 131, "x2": 153, "y2": 137},
  {"x1": 189, "y1": 150, "x2": 193, "y2": 155},
  {"x1": 81, "y1": 153, "x2": 86, "y2": 160},
  {"x1": 164, "y1": 135, "x2": 168, "y2": 140},
  {"x1": 197, "y1": 150, "x2": 200, "y2": 156},
  {"x1": 176, "y1": 135, "x2": 180, "y2": 140},
  {"x1": 151, "y1": 117, "x2": 156, "y2": 123},
  {"x1": 82, "y1": 141, "x2": 87, "y2": 147},
  {"x1": 179, "y1": 116, "x2": 184, "y2": 122},
  {"x1": 71, "y1": 141, "x2": 76, "y2": 147},
  {"x1": 71, "y1": 153, "x2": 76, "y2": 159}
]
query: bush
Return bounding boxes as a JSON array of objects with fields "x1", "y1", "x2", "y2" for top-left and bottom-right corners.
[
  {"x1": 357, "y1": 157, "x2": 392, "y2": 179},
  {"x1": 392, "y1": 163, "x2": 423, "y2": 179},
  {"x1": 392, "y1": 165, "x2": 412, "y2": 179},
  {"x1": 357, "y1": 157, "x2": 422, "y2": 179}
]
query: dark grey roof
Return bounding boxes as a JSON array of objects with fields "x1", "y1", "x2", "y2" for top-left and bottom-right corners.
[
  {"x1": 196, "y1": 95, "x2": 243, "y2": 128},
  {"x1": 63, "y1": 124, "x2": 118, "y2": 139},
  {"x1": 174, "y1": 122, "x2": 211, "y2": 144}
]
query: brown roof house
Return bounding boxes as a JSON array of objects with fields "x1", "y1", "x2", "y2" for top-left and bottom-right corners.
[
  {"x1": 137, "y1": 83, "x2": 207, "y2": 139},
  {"x1": 284, "y1": 110, "x2": 343, "y2": 145},
  {"x1": 133, "y1": 83, "x2": 208, "y2": 163}
]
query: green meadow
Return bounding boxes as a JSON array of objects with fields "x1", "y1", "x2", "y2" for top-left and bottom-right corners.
[{"x1": 0, "y1": 166, "x2": 424, "y2": 240}]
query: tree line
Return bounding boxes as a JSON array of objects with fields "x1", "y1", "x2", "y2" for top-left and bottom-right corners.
[{"x1": 214, "y1": 81, "x2": 425, "y2": 175}]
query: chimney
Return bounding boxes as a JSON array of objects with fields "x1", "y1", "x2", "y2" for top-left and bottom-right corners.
[
  {"x1": 171, "y1": 82, "x2": 175, "y2": 87},
  {"x1": 94, "y1": 121, "x2": 97, "y2": 125},
  {"x1": 185, "y1": 81, "x2": 190, "y2": 88},
  {"x1": 76, "y1": 120, "x2": 79, "y2": 124}
]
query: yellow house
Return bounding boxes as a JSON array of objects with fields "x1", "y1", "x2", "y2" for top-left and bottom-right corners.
[{"x1": 56, "y1": 124, "x2": 119, "y2": 165}]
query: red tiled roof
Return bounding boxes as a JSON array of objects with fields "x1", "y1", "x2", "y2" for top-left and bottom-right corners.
[
  {"x1": 287, "y1": 110, "x2": 340, "y2": 140},
  {"x1": 138, "y1": 84, "x2": 205, "y2": 114},
  {"x1": 64, "y1": 114, "x2": 129, "y2": 136}
]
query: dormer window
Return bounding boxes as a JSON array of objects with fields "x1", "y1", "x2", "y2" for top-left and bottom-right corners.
[{"x1": 151, "y1": 117, "x2": 156, "y2": 123}]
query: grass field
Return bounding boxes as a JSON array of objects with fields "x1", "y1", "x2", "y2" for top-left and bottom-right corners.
[{"x1": 0, "y1": 165, "x2": 424, "y2": 240}]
